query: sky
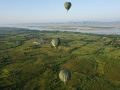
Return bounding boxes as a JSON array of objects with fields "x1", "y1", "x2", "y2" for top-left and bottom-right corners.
[{"x1": 0, "y1": 0, "x2": 120, "y2": 24}]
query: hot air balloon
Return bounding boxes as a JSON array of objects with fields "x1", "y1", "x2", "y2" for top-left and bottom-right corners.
[
  {"x1": 64, "y1": 2, "x2": 72, "y2": 12},
  {"x1": 51, "y1": 38, "x2": 60, "y2": 48},
  {"x1": 59, "y1": 69, "x2": 71, "y2": 84}
]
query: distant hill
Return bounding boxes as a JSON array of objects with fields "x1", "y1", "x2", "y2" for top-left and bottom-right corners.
[
  {"x1": 25, "y1": 21, "x2": 120, "y2": 30},
  {"x1": 3, "y1": 21, "x2": 119, "y2": 30},
  {"x1": 66, "y1": 21, "x2": 120, "y2": 26},
  {"x1": 26, "y1": 21, "x2": 120, "y2": 27}
]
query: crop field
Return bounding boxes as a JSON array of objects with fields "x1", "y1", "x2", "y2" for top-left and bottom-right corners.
[{"x1": 0, "y1": 27, "x2": 120, "y2": 90}]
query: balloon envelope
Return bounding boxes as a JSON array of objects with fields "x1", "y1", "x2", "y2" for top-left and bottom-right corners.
[
  {"x1": 51, "y1": 38, "x2": 60, "y2": 48},
  {"x1": 59, "y1": 69, "x2": 71, "y2": 83},
  {"x1": 64, "y1": 2, "x2": 72, "y2": 11}
]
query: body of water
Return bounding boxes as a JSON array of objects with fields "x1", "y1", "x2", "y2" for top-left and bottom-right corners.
[
  {"x1": 22, "y1": 26, "x2": 120, "y2": 35},
  {"x1": 1, "y1": 25, "x2": 120, "y2": 35}
]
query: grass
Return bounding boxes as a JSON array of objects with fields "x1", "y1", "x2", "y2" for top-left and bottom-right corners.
[{"x1": 0, "y1": 27, "x2": 120, "y2": 90}]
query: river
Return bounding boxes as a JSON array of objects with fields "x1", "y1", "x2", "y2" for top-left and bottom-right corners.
[
  {"x1": 1, "y1": 25, "x2": 120, "y2": 35},
  {"x1": 20, "y1": 26, "x2": 120, "y2": 35}
]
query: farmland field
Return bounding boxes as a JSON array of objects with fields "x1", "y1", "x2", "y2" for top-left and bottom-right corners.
[{"x1": 0, "y1": 27, "x2": 120, "y2": 90}]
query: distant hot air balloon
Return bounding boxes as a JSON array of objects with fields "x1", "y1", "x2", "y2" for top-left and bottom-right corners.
[
  {"x1": 59, "y1": 69, "x2": 71, "y2": 84},
  {"x1": 64, "y1": 2, "x2": 72, "y2": 12},
  {"x1": 51, "y1": 38, "x2": 60, "y2": 48}
]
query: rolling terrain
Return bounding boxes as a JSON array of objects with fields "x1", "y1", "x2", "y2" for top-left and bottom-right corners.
[{"x1": 0, "y1": 27, "x2": 120, "y2": 90}]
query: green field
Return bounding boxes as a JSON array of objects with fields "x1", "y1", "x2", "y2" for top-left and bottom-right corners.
[{"x1": 0, "y1": 27, "x2": 120, "y2": 90}]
